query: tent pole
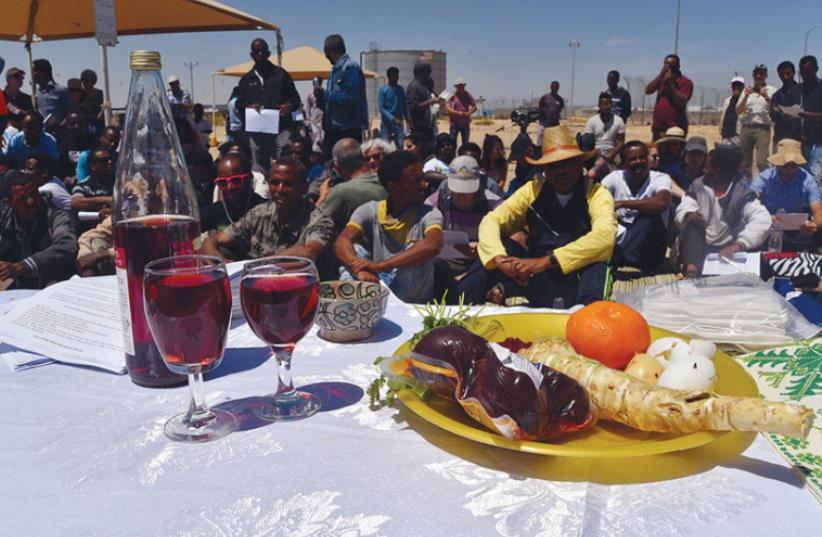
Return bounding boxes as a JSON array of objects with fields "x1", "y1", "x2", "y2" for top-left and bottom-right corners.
[
  {"x1": 99, "y1": 44, "x2": 112, "y2": 125},
  {"x1": 276, "y1": 29, "x2": 283, "y2": 66},
  {"x1": 211, "y1": 72, "x2": 217, "y2": 130},
  {"x1": 26, "y1": 43, "x2": 37, "y2": 111}
]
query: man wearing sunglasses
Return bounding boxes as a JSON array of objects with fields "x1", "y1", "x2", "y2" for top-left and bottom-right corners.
[
  {"x1": 199, "y1": 152, "x2": 266, "y2": 233},
  {"x1": 3, "y1": 68, "x2": 32, "y2": 126},
  {"x1": 235, "y1": 38, "x2": 302, "y2": 174},
  {"x1": 200, "y1": 156, "x2": 334, "y2": 263}
]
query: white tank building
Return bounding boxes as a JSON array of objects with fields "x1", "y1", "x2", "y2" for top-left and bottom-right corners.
[{"x1": 361, "y1": 47, "x2": 447, "y2": 123}]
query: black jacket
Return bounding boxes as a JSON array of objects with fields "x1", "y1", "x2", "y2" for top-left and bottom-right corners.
[{"x1": 235, "y1": 61, "x2": 302, "y2": 131}]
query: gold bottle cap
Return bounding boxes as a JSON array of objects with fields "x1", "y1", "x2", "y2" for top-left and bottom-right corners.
[{"x1": 130, "y1": 51, "x2": 161, "y2": 71}]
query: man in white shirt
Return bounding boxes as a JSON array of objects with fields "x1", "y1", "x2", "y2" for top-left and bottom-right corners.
[
  {"x1": 584, "y1": 93, "x2": 626, "y2": 163},
  {"x1": 601, "y1": 141, "x2": 672, "y2": 270},
  {"x1": 675, "y1": 146, "x2": 772, "y2": 277},
  {"x1": 422, "y1": 133, "x2": 455, "y2": 188},
  {"x1": 737, "y1": 64, "x2": 777, "y2": 177}
]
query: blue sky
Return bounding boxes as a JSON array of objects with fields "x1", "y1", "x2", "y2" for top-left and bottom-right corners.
[{"x1": 1, "y1": 0, "x2": 820, "y2": 110}]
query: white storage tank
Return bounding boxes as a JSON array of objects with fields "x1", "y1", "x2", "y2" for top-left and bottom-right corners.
[{"x1": 362, "y1": 48, "x2": 447, "y2": 123}]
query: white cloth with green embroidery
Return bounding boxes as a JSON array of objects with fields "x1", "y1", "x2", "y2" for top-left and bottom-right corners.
[{"x1": 738, "y1": 339, "x2": 822, "y2": 503}]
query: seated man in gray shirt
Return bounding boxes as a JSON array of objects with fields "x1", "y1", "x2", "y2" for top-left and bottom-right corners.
[
  {"x1": 335, "y1": 151, "x2": 443, "y2": 303},
  {"x1": 200, "y1": 156, "x2": 335, "y2": 262}
]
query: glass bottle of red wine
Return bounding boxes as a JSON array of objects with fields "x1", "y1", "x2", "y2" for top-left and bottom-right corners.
[{"x1": 113, "y1": 51, "x2": 201, "y2": 387}]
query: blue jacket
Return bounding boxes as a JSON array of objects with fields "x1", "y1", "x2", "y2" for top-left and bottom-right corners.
[
  {"x1": 324, "y1": 54, "x2": 368, "y2": 130},
  {"x1": 378, "y1": 84, "x2": 407, "y2": 124}
]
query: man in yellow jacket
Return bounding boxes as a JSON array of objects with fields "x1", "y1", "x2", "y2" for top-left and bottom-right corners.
[{"x1": 458, "y1": 125, "x2": 617, "y2": 306}]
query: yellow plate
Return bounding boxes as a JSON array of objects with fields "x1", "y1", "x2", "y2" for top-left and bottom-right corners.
[{"x1": 394, "y1": 312, "x2": 759, "y2": 458}]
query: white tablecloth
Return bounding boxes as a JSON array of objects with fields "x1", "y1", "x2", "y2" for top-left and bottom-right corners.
[{"x1": 1, "y1": 291, "x2": 820, "y2": 536}]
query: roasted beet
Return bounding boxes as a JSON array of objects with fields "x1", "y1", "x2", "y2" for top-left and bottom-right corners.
[{"x1": 412, "y1": 326, "x2": 593, "y2": 440}]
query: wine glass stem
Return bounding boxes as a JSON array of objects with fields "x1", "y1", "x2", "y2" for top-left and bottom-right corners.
[
  {"x1": 273, "y1": 346, "x2": 296, "y2": 397},
  {"x1": 185, "y1": 368, "x2": 213, "y2": 427}
]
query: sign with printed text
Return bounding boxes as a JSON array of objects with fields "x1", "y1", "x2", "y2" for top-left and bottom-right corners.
[{"x1": 94, "y1": 0, "x2": 118, "y2": 46}]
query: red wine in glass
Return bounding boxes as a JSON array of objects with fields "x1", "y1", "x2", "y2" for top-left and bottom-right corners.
[
  {"x1": 240, "y1": 257, "x2": 321, "y2": 420},
  {"x1": 241, "y1": 273, "x2": 319, "y2": 348},
  {"x1": 144, "y1": 270, "x2": 232, "y2": 373},
  {"x1": 143, "y1": 255, "x2": 237, "y2": 442},
  {"x1": 115, "y1": 214, "x2": 200, "y2": 387}
]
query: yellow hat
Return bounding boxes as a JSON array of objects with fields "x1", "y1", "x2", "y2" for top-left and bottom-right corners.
[
  {"x1": 526, "y1": 125, "x2": 597, "y2": 166},
  {"x1": 767, "y1": 138, "x2": 807, "y2": 166}
]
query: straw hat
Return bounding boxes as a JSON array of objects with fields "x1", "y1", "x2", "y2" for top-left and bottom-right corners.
[
  {"x1": 768, "y1": 138, "x2": 807, "y2": 166},
  {"x1": 655, "y1": 126, "x2": 687, "y2": 146},
  {"x1": 526, "y1": 125, "x2": 597, "y2": 166}
]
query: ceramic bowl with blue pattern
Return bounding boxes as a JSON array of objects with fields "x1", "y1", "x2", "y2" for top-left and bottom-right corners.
[{"x1": 316, "y1": 281, "x2": 389, "y2": 342}]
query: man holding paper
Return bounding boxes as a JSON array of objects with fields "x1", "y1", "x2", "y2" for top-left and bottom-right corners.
[
  {"x1": 236, "y1": 38, "x2": 302, "y2": 174},
  {"x1": 425, "y1": 156, "x2": 501, "y2": 299},
  {"x1": 751, "y1": 139, "x2": 822, "y2": 251},
  {"x1": 675, "y1": 146, "x2": 772, "y2": 277}
]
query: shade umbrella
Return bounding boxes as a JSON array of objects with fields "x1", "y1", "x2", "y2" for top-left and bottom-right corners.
[
  {"x1": 216, "y1": 46, "x2": 379, "y2": 80},
  {"x1": 0, "y1": 0, "x2": 282, "y2": 123}
]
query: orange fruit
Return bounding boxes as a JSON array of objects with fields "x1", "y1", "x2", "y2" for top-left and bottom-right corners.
[{"x1": 565, "y1": 301, "x2": 651, "y2": 370}]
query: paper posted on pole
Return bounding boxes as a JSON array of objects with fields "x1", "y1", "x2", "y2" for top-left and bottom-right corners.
[
  {"x1": 244, "y1": 108, "x2": 280, "y2": 134},
  {"x1": 0, "y1": 276, "x2": 126, "y2": 373}
]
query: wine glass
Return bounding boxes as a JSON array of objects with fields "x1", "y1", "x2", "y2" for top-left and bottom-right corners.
[
  {"x1": 143, "y1": 255, "x2": 236, "y2": 442},
  {"x1": 240, "y1": 256, "x2": 321, "y2": 420}
]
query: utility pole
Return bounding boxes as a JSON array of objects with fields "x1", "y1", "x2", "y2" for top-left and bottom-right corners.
[
  {"x1": 569, "y1": 40, "x2": 581, "y2": 117},
  {"x1": 674, "y1": 0, "x2": 681, "y2": 55},
  {"x1": 805, "y1": 26, "x2": 822, "y2": 56},
  {"x1": 184, "y1": 61, "x2": 199, "y2": 102}
]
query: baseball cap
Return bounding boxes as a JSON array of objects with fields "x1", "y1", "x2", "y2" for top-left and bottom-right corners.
[
  {"x1": 446, "y1": 156, "x2": 481, "y2": 194},
  {"x1": 508, "y1": 133, "x2": 532, "y2": 162},
  {"x1": 731, "y1": 75, "x2": 745, "y2": 85},
  {"x1": 454, "y1": 77, "x2": 466, "y2": 86},
  {"x1": 167, "y1": 75, "x2": 180, "y2": 84},
  {"x1": 684, "y1": 136, "x2": 708, "y2": 154},
  {"x1": 5, "y1": 67, "x2": 24, "y2": 80},
  {"x1": 753, "y1": 64, "x2": 768, "y2": 73}
]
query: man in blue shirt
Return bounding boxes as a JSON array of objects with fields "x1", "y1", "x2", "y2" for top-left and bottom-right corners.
[
  {"x1": 3, "y1": 111, "x2": 58, "y2": 167},
  {"x1": 378, "y1": 66, "x2": 407, "y2": 151},
  {"x1": 323, "y1": 34, "x2": 368, "y2": 159},
  {"x1": 752, "y1": 139, "x2": 822, "y2": 251},
  {"x1": 32, "y1": 59, "x2": 70, "y2": 130}
]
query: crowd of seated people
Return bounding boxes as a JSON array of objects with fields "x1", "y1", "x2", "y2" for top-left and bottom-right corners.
[{"x1": 2, "y1": 50, "x2": 822, "y2": 312}]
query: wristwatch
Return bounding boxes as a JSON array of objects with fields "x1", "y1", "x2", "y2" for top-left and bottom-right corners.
[{"x1": 547, "y1": 251, "x2": 558, "y2": 269}]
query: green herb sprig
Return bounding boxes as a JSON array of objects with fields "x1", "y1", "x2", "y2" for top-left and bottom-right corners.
[{"x1": 367, "y1": 293, "x2": 501, "y2": 411}]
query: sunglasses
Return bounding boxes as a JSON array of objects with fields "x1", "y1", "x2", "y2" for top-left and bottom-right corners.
[{"x1": 214, "y1": 173, "x2": 249, "y2": 189}]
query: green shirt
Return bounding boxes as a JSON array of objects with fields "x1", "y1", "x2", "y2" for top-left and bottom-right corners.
[{"x1": 319, "y1": 170, "x2": 387, "y2": 231}]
